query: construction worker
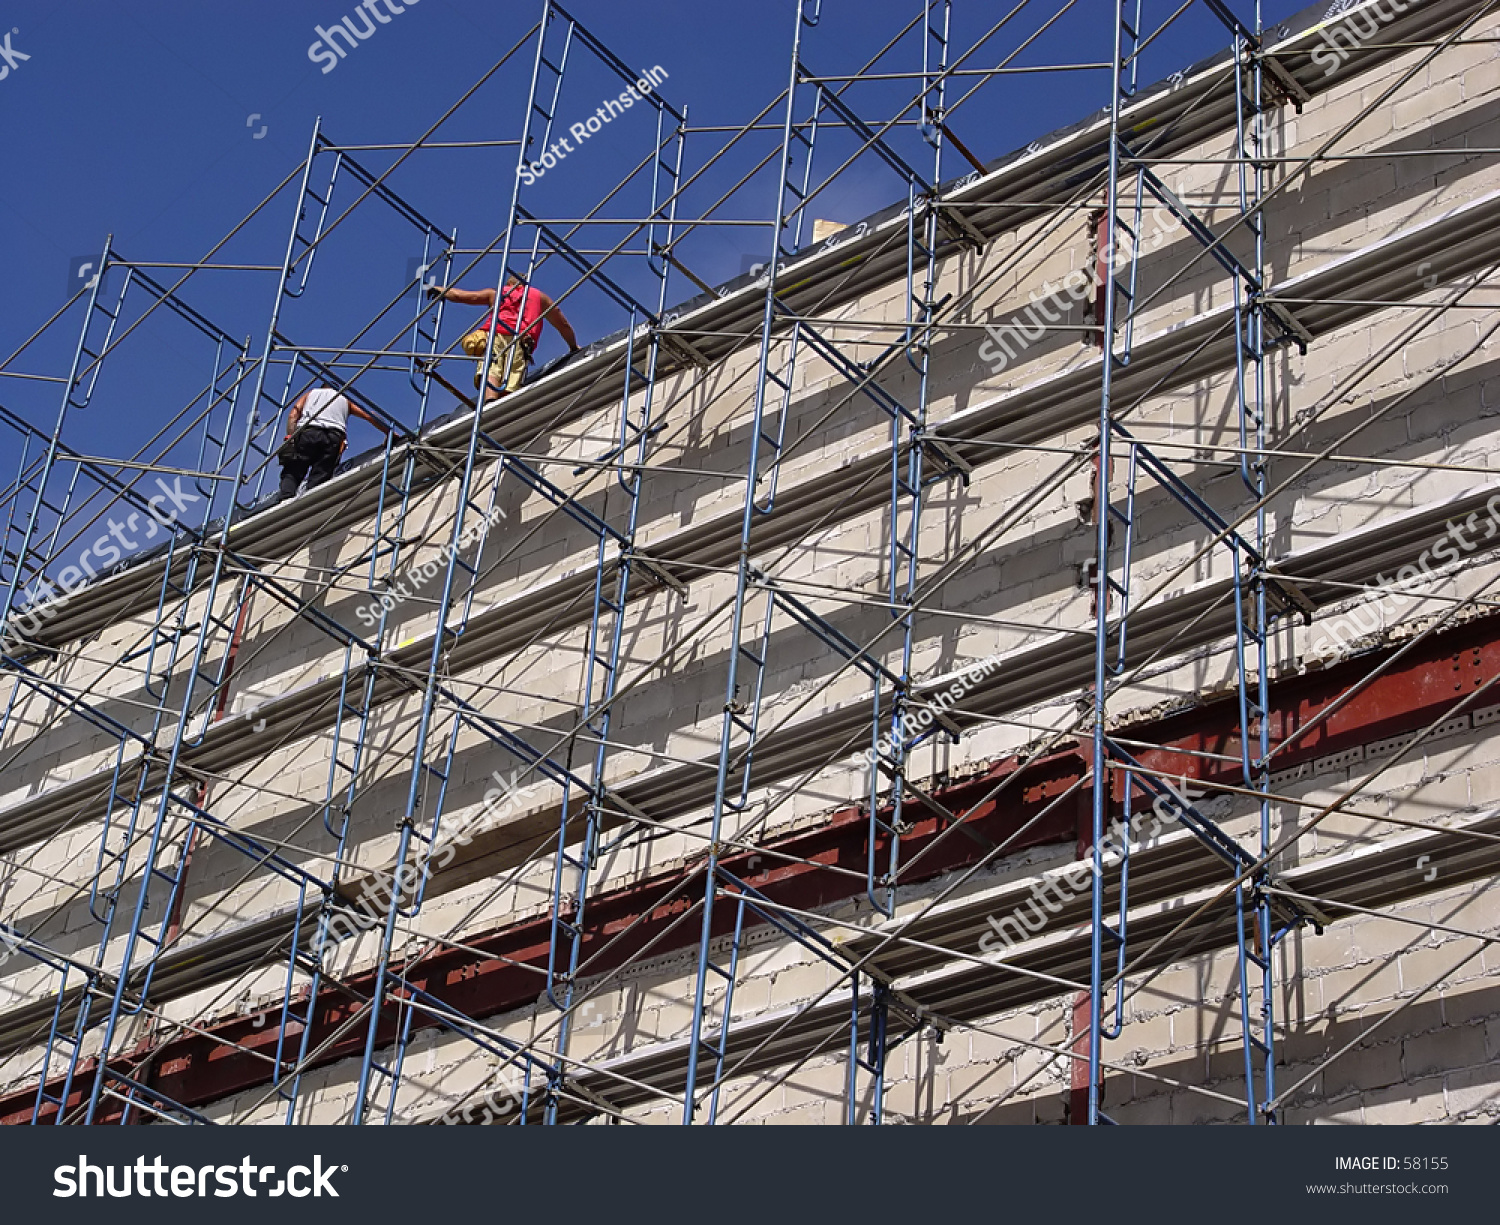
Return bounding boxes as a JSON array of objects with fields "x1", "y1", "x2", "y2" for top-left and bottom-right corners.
[
  {"x1": 427, "y1": 273, "x2": 580, "y2": 403},
  {"x1": 277, "y1": 384, "x2": 390, "y2": 499}
]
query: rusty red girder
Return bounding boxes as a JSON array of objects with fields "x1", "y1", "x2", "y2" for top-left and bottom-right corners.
[{"x1": 8, "y1": 610, "x2": 1499, "y2": 1125}]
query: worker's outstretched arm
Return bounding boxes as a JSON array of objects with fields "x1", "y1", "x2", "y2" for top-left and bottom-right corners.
[
  {"x1": 429, "y1": 285, "x2": 495, "y2": 306},
  {"x1": 542, "y1": 294, "x2": 580, "y2": 351},
  {"x1": 348, "y1": 403, "x2": 392, "y2": 434}
]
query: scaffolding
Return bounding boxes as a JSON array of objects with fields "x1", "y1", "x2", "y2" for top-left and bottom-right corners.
[{"x1": 1, "y1": 0, "x2": 1499, "y2": 1126}]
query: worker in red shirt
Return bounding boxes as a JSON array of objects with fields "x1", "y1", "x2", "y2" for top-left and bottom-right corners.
[{"x1": 428, "y1": 273, "x2": 580, "y2": 403}]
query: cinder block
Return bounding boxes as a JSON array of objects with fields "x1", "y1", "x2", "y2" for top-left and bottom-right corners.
[
  {"x1": 1423, "y1": 741, "x2": 1483, "y2": 779},
  {"x1": 711, "y1": 1074, "x2": 783, "y2": 1124},
  {"x1": 946, "y1": 1058, "x2": 1012, "y2": 1106},
  {"x1": 1463, "y1": 63, "x2": 1500, "y2": 102},
  {"x1": 1445, "y1": 1064, "x2": 1500, "y2": 1117},
  {"x1": 1122, "y1": 1009, "x2": 1172, "y2": 1058},
  {"x1": 763, "y1": 1100, "x2": 837, "y2": 1125},
  {"x1": 1111, "y1": 1091, "x2": 1172, "y2": 1125},
  {"x1": 780, "y1": 1060, "x2": 850, "y2": 1108},
  {"x1": 1348, "y1": 915, "x2": 1432, "y2": 961},
  {"x1": 1403, "y1": 1022, "x2": 1487, "y2": 1079},
  {"x1": 1315, "y1": 956, "x2": 1404, "y2": 1010},
  {"x1": 764, "y1": 959, "x2": 834, "y2": 1010},
  {"x1": 1030, "y1": 1089, "x2": 1068, "y2": 1125},
  {"x1": 1359, "y1": 1077, "x2": 1447, "y2": 1125},
  {"x1": 1398, "y1": 942, "x2": 1480, "y2": 994},
  {"x1": 1302, "y1": 1092, "x2": 1366, "y2": 1126},
  {"x1": 1432, "y1": 884, "x2": 1500, "y2": 935},
  {"x1": 1411, "y1": 769, "x2": 1473, "y2": 815},
  {"x1": 967, "y1": 1027, "x2": 1024, "y2": 1068},
  {"x1": 1006, "y1": 1042, "x2": 1065, "y2": 1101},
  {"x1": 1130, "y1": 963, "x2": 1204, "y2": 1012},
  {"x1": 881, "y1": 1070, "x2": 942, "y2": 1123},
  {"x1": 1320, "y1": 1040, "x2": 1404, "y2": 1096},
  {"x1": 1430, "y1": 35, "x2": 1499, "y2": 86},
  {"x1": 1439, "y1": 981, "x2": 1500, "y2": 1028},
  {"x1": 1393, "y1": 80, "x2": 1466, "y2": 132},
  {"x1": 1461, "y1": 756, "x2": 1500, "y2": 806},
  {"x1": 1172, "y1": 1086, "x2": 1251, "y2": 1125}
]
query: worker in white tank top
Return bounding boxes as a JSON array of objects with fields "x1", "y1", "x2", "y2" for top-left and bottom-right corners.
[
  {"x1": 277, "y1": 384, "x2": 391, "y2": 499},
  {"x1": 296, "y1": 386, "x2": 354, "y2": 435}
]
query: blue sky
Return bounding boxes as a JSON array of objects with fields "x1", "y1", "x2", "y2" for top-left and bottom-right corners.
[{"x1": 0, "y1": 0, "x2": 1312, "y2": 575}]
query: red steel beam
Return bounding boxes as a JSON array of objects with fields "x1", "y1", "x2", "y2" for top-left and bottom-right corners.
[{"x1": 8, "y1": 611, "x2": 1500, "y2": 1124}]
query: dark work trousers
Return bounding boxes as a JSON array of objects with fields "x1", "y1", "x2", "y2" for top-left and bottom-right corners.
[{"x1": 277, "y1": 425, "x2": 345, "y2": 498}]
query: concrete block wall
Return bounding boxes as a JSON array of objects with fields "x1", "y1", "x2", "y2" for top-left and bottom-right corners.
[
  {"x1": 2, "y1": 9, "x2": 1498, "y2": 1120},
  {"x1": 100, "y1": 702, "x2": 1500, "y2": 1125}
]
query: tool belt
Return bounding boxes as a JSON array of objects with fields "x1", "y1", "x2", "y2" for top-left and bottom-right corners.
[
  {"x1": 461, "y1": 323, "x2": 535, "y2": 362},
  {"x1": 277, "y1": 423, "x2": 342, "y2": 463}
]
